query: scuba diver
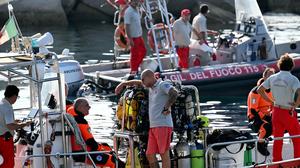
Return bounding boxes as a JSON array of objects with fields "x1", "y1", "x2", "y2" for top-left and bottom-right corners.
[{"x1": 247, "y1": 68, "x2": 275, "y2": 156}]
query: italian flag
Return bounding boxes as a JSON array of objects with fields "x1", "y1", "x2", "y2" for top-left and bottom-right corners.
[{"x1": 0, "y1": 18, "x2": 18, "y2": 45}]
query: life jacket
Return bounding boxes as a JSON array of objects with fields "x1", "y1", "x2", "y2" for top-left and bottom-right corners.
[
  {"x1": 67, "y1": 106, "x2": 112, "y2": 152},
  {"x1": 114, "y1": 26, "x2": 128, "y2": 49},
  {"x1": 67, "y1": 107, "x2": 116, "y2": 167},
  {"x1": 116, "y1": 87, "x2": 148, "y2": 131},
  {"x1": 247, "y1": 86, "x2": 273, "y2": 120}
]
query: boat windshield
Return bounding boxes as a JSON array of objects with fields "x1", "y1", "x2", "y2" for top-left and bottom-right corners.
[
  {"x1": 235, "y1": 0, "x2": 263, "y2": 22},
  {"x1": 235, "y1": 0, "x2": 270, "y2": 36}
]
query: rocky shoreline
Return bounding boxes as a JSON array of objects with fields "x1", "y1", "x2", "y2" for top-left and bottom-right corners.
[{"x1": 0, "y1": 0, "x2": 299, "y2": 26}]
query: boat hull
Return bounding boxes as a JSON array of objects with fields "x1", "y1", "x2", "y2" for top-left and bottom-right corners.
[
  {"x1": 82, "y1": 55, "x2": 300, "y2": 97},
  {"x1": 163, "y1": 56, "x2": 300, "y2": 97}
]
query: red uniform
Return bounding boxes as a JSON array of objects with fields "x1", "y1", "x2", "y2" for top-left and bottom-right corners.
[
  {"x1": 272, "y1": 106, "x2": 300, "y2": 161},
  {"x1": 176, "y1": 47, "x2": 189, "y2": 69},
  {"x1": 0, "y1": 134, "x2": 14, "y2": 168},
  {"x1": 130, "y1": 37, "x2": 146, "y2": 73}
]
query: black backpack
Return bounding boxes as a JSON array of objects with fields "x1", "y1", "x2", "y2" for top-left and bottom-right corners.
[{"x1": 207, "y1": 129, "x2": 254, "y2": 152}]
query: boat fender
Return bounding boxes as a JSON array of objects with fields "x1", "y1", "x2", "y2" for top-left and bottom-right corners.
[{"x1": 114, "y1": 25, "x2": 129, "y2": 50}]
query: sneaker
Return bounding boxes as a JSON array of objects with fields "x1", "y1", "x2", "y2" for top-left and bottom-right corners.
[{"x1": 257, "y1": 142, "x2": 270, "y2": 156}]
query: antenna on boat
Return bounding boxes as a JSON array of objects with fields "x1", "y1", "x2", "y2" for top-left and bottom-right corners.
[{"x1": 273, "y1": 34, "x2": 279, "y2": 59}]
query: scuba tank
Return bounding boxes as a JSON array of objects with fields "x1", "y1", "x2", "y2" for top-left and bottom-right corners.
[
  {"x1": 174, "y1": 141, "x2": 191, "y2": 168},
  {"x1": 190, "y1": 141, "x2": 204, "y2": 168}
]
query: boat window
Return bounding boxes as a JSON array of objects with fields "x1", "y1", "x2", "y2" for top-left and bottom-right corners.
[
  {"x1": 256, "y1": 25, "x2": 265, "y2": 35},
  {"x1": 239, "y1": 24, "x2": 245, "y2": 32}
]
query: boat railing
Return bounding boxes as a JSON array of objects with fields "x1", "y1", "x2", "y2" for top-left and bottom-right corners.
[
  {"x1": 21, "y1": 150, "x2": 118, "y2": 168},
  {"x1": 205, "y1": 134, "x2": 300, "y2": 168},
  {"x1": 113, "y1": 131, "x2": 141, "y2": 168},
  {"x1": 247, "y1": 157, "x2": 300, "y2": 168},
  {"x1": 63, "y1": 113, "x2": 97, "y2": 167}
]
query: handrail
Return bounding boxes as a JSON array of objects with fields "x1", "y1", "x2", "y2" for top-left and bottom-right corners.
[
  {"x1": 63, "y1": 113, "x2": 97, "y2": 167},
  {"x1": 246, "y1": 157, "x2": 300, "y2": 168},
  {"x1": 205, "y1": 134, "x2": 300, "y2": 168},
  {"x1": 21, "y1": 150, "x2": 117, "y2": 168},
  {"x1": 114, "y1": 131, "x2": 142, "y2": 168}
]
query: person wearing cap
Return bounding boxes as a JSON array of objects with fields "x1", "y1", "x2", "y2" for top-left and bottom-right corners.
[
  {"x1": 172, "y1": 9, "x2": 193, "y2": 69},
  {"x1": 0, "y1": 85, "x2": 31, "y2": 168},
  {"x1": 124, "y1": 0, "x2": 147, "y2": 75},
  {"x1": 115, "y1": 0, "x2": 128, "y2": 17},
  {"x1": 191, "y1": 4, "x2": 218, "y2": 44},
  {"x1": 258, "y1": 53, "x2": 300, "y2": 162}
]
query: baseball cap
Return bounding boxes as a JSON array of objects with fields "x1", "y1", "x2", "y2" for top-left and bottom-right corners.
[
  {"x1": 115, "y1": 0, "x2": 126, "y2": 5},
  {"x1": 181, "y1": 9, "x2": 191, "y2": 16},
  {"x1": 200, "y1": 4, "x2": 209, "y2": 14}
]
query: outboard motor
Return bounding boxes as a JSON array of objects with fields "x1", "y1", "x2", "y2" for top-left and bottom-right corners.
[
  {"x1": 174, "y1": 141, "x2": 191, "y2": 168},
  {"x1": 59, "y1": 60, "x2": 84, "y2": 96}
]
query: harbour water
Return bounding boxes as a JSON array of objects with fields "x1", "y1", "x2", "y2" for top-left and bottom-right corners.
[{"x1": 0, "y1": 13, "x2": 300, "y2": 146}]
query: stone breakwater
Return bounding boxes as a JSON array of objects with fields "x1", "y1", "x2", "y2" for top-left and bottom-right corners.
[
  {"x1": 0, "y1": 0, "x2": 69, "y2": 26},
  {"x1": 0, "y1": 0, "x2": 299, "y2": 26}
]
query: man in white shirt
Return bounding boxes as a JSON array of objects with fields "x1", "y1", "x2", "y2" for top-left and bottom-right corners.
[
  {"x1": 0, "y1": 85, "x2": 31, "y2": 167},
  {"x1": 258, "y1": 54, "x2": 300, "y2": 162},
  {"x1": 124, "y1": 0, "x2": 146, "y2": 75},
  {"x1": 173, "y1": 9, "x2": 193, "y2": 69},
  {"x1": 191, "y1": 4, "x2": 218, "y2": 44}
]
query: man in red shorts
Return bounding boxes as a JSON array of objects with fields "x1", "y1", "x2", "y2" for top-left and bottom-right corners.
[
  {"x1": 115, "y1": 69, "x2": 178, "y2": 168},
  {"x1": 258, "y1": 53, "x2": 300, "y2": 162}
]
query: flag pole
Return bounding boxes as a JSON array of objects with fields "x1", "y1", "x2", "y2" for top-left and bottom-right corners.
[{"x1": 8, "y1": 2, "x2": 23, "y2": 52}]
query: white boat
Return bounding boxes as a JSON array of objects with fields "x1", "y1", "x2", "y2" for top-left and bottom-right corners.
[{"x1": 0, "y1": 3, "x2": 84, "y2": 96}]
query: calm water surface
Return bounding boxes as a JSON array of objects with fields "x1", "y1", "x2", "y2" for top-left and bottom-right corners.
[{"x1": 0, "y1": 13, "x2": 300, "y2": 145}]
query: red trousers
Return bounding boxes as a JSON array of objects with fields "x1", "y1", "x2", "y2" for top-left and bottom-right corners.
[
  {"x1": 130, "y1": 37, "x2": 146, "y2": 73},
  {"x1": 0, "y1": 137, "x2": 14, "y2": 168},
  {"x1": 176, "y1": 47, "x2": 189, "y2": 69},
  {"x1": 272, "y1": 107, "x2": 300, "y2": 162}
]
